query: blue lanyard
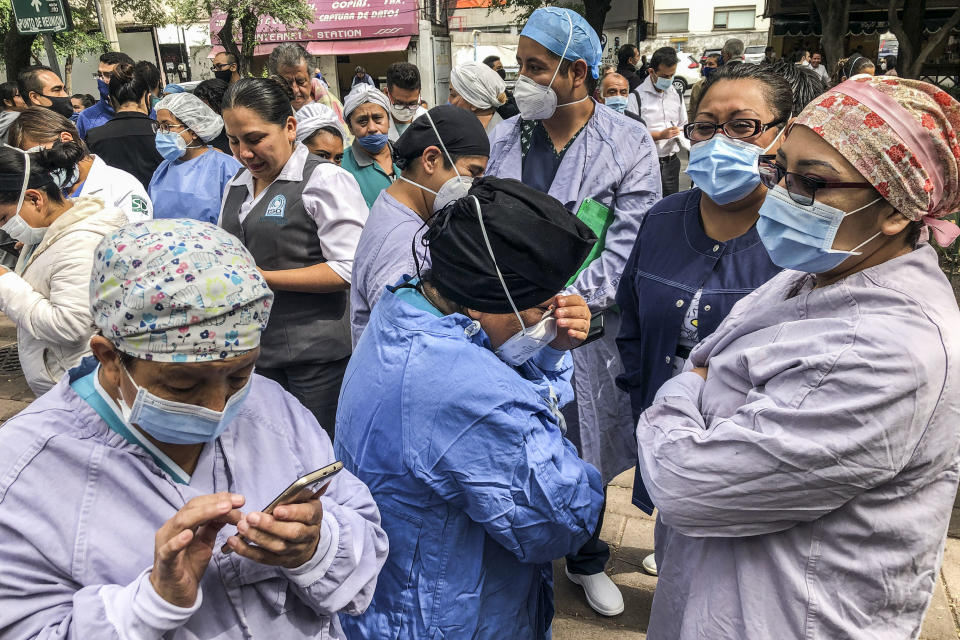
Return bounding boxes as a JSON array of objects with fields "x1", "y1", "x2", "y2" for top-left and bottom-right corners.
[{"x1": 70, "y1": 371, "x2": 190, "y2": 484}]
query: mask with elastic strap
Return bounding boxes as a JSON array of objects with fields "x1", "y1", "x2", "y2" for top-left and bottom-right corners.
[
  {"x1": 0, "y1": 146, "x2": 48, "y2": 247},
  {"x1": 469, "y1": 194, "x2": 557, "y2": 365},
  {"x1": 513, "y1": 12, "x2": 589, "y2": 121}
]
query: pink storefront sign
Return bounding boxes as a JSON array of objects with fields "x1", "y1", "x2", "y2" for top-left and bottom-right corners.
[{"x1": 210, "y1": 0, "x2": 418, "y2": 47}]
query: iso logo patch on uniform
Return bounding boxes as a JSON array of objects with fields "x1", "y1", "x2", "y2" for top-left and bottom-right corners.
[{"x1": 263, "y1": 195, "x2": 287, "y2": 224}]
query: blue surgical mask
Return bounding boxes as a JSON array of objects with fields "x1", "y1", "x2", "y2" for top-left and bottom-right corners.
[
  {"x1": 654, "y1": 75, "x2": 674, "y2": 91},
  {"x1": 686, "y1": 126, "x2": 786, "y2": 205},
  {"x1": 756, "y1": 185, "x2": 882, "y2": 273},
  {"x1": 97, "y1": 78, "x2": 110, "y2": 102},
  {"x1": 155, "y1": 131, "x2": 187, "y2": 162},
  {"x1": 116, "y1": 364, "x2": 251, "y2": 445},
  {"x1": 357, "y1": 132, "x2": 389, "y2": 153},
  {"x1": 605, "y1": 96, "x2": 628, "y2": 113},
  {"x1": 702, "y1": 66, "x2": 716, "y2": 78}
]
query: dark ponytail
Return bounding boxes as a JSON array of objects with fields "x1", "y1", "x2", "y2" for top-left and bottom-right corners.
[
  {"x1": 222, "y1": 76, "x2": 294, "y2": 126},
  {"x1": 108, "y1": 62, "x2": 149, "y2": 107},
  {"x1": 0, "y1": 142, "x2": 83, "y2": 204}
]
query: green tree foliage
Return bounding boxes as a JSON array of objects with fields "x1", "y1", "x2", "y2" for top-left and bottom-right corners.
[
  {"x1": 486, "y1": 0, "x2": 612, "y2": 44},
  {"x1": 171, "y1": 0, "x2": 313, "y2": 78}
]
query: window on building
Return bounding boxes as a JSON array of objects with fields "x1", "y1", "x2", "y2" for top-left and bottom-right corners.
[
  {"x1": 656, "y1": 11, "x2": 689, "y2": 33},
  {"x1": 713, "y1": 7, "x2": 756, "y2": 30}
]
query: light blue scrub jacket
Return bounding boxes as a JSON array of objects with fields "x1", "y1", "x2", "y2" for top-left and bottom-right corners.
[{"x1": 335, "y1": 281, "x2": 604, "y2": 639}]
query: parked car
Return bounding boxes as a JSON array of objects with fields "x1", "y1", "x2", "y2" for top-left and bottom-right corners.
[
  {"x1": 744, "y1": 45, "x2": 767, "y2": 64},
  {"x1": 673, "y1": 53, "x2": 703, "y2": 94}
]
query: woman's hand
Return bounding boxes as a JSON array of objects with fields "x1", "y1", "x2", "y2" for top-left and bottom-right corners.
[
  {"x1": 548, "y1": 294, "x2": 591, "y2": 351},
  {"x1": 226, "y1": 488, "x2": 326, "y2": 569},
  {"x1": 151, "y1": 492, "x2": 245, "y2": 607}
]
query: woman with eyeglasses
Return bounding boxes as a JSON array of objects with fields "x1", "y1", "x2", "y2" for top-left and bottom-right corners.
[
  {"x1": 148, "y1": 93, "x2": 241, "y2": 224},
  {"x1": 633, "y1": 76, "x2": 960, "y2": 638},
  {"x1": 616, "y1": 63, "x2": 787, "y2": 577},
  {"x1": 85, "y1": 63, "x2": 164, "y2": 190}
]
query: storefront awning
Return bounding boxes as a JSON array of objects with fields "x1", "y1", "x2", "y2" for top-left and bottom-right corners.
[{"x1": 306, "y1": 36, "x2": 411, "y2": 56}]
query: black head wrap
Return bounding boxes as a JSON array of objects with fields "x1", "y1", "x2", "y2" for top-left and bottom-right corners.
[
  {"x1": 423, "y1": 176, "x2": 596, "y2": 313},
  {"x1": 394, "y1": 104, "x2": 490, "y2": 162}
]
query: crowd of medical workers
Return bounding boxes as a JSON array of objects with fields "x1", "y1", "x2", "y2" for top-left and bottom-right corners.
[{"x1": 0, "y1": 6, "x2": 958, "y2": 640}]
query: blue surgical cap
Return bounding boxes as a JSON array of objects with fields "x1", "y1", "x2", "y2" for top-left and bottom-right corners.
[
  {"x1": 520, "y1": 7, "x2": 602, "y2": 79},
  {"x1": 164, "y1": 83, "x2": 185, "y2": 94}
]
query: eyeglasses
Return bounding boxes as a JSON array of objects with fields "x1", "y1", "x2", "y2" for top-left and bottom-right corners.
[
  {"x1": 156, "y1": 122, "x2": 187, "y2": 133},
  {"x1": 758, "y1": 159, "x2": 875, "y2": 206},
  {"x1": 683, "y1": 117, "x2": 786, "y2": 142},
  {"x1": 93, "y1": 71, "x2": 112, "y2": 80},
  {"x1": 212, "y1": 63, "x2": 234, "y2": 71}
]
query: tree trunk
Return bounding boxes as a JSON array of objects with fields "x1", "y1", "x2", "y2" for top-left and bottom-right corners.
[
  {"x1": 886, "y1": 0, "x2": 960, "y2": 79},
  {"x1": 584, "y1": 0, "x2": 612, "y2": 40},
  {"x1": 239, "y1": 9, "x2": 259, "y2": 77},
  {"x1": 64, "y1": 53, "x2": 73, "y2": 93},
  {"x1": 216, "y1": 11, "x2": 247, "y2": 78},
  {"x1": 3, "y1": 14, "x2": 37, "y2": 83},
  {"x1": 812, "y1": 0, "x2": 851, "y2": 75}
]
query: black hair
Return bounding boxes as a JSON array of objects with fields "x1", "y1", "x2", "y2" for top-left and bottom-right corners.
[
  {"x1": 394, "y1": 149, "x2": 458, "y2": 172},
  {"x1": 108, "y1": 63, "x2": 149, "y2": 107},
  {"x1": 482, "y1": 55, "x2": 500, "y2": 68},
  {"x1": 650, "y1": 47, "x2": 679, "y2": 72},
  {"x1": 765, "y1": 46, "x2": 774, "y2": 53},
  {"x1": 885, "y1": 55, "x2": 897, "y2": 71},
  {"x1": 842, "y1": 54, "x2": 874, "y2": 80},
  {"x1": 768, "y1": 58, "x2": 825, "y2": 115},
  {"x1": 701, "y1": 61, "x2": 794, "y2": 124},
  {"x1": 72, "y1": 93, "x2": 96, "y2": 108},
  {"x1": 0, "y1": 82, "x2": 20, "y2": 111},
  {"x1": 222, "y1": 76, "x2": 294, "y2": 125},
  {"x1": 100, "y1": 51, "x2": 134, "y2": 67},
  {"x1": 193, "y1": 78, "x2": 229, "y2": 115},
  {"x1": 617, "y1": 44, "x2": 638, "y2": 66},
  {"x1": 386, "y1": 62, "x2": 421, "y2": 91},
  {"x1": 0, "y1": 142, "x2": 84, "y2": 205},
  {"x1": 905, "y1": 220, "x2": 924, "y2": 247},
  {"x1": 134, "y1": 60, "x2": 161, "y2": 92},
  {"x1": 17, "y1": 65, "x2": 56, "y2": 104},
  {"x1": 304, "y1": 125, "x2": 345, "y2": 147}
]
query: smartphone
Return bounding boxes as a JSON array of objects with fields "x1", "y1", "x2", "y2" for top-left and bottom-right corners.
[
  {"x1": 220, "y1": 460, "x2": 343, "y2": 555},
  {"x1": 577, "y1": 313, "x2": 605, "y2": 347}
]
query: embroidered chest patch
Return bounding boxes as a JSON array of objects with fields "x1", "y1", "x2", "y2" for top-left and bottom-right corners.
[{"x1": 264, "y1": 194, "x2": 286, "y2": 218}]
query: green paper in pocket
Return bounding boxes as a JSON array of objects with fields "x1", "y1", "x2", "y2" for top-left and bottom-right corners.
[{"x1": 566, "y1": 197, "x2": 613, "y2": 287}]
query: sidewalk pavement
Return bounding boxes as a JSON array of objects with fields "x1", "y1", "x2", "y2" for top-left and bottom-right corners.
[
  {"x1": 553, "y1": 471, "x2": 960, "y2": 640},
  {"x1": 0, "y1": 311, "x2": 956, "y2": 638}
]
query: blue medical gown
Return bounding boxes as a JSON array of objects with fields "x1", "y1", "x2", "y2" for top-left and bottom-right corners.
[
  {"x1": 335, "y1": 281, "x2": 604, "y2": 639},
  {"x1": 148, "y1": 149, "x2": 242, "y2": 224}
]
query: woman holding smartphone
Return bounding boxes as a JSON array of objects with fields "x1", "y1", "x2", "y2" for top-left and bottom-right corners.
[{"x1": 0, "y1": 219, "x2": 387, "y2": 638}]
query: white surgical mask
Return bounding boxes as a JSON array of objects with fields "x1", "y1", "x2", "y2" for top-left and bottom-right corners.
[
  {"x1": 400, "y1": 108, "x2": 475, "y2": 213},
  {"x1": 400, "y1": 174, "x2": 474, "y2": 212},
  {"x1": 391, "y1": 103, "x2": 419, "y2": 122},
  {"x1": 513, "y1": 12, "x2": 588, "y2": 121},
  {"x1": 1, "y1": 146, "x2": 48, "y2": 246}
]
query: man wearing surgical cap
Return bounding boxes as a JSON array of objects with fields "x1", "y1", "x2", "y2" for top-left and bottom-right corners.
[
  {"x1": 341, "y1": 83, "x2": 400, "y2": 206},
  {"x1": 149, "y1": 92, "x2": 242, "y2": 224},
  {"x1": 295, "y1": 102, "x2": 347, "y2": 165},
  {"x1": 486, "y1": 5, "x2": 660, "y2": 614},
  {"x1": 633, "y1": 77, "x2": 960, "y2": 638},
  {"x1": 0, "y1": 218, "x2": 388, "y2": 639},
  {"x1": 350, "y1": 104, "x2": 489, "y2": 345},
  {"x1": 336, "y1": 176, "x2": 604, "y2": 639},
  {"x1": 448, "y1": 61, "x2": 507, "y2": 133}
]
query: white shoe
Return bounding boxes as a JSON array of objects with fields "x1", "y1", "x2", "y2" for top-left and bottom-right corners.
[
  {"x1": 565, "y1": 567, "x2": 624, "y2": 616},
  {"x1": 641, "y1": 552, "x2": 658, "y2": 576}
]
